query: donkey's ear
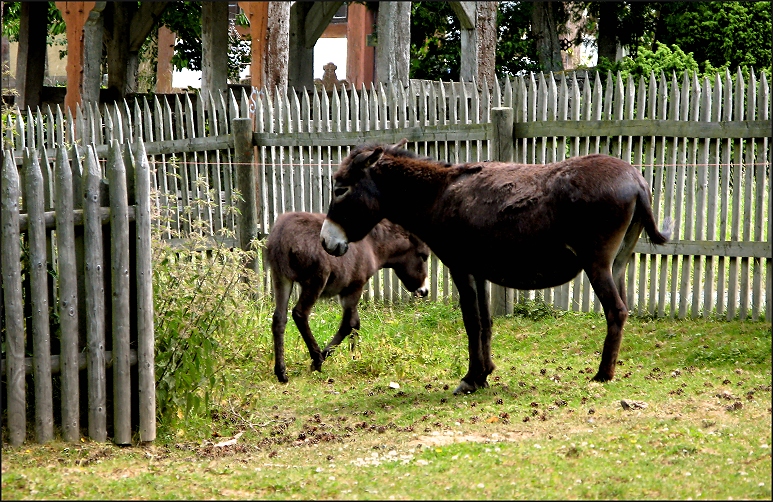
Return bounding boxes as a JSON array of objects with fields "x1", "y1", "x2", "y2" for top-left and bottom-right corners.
[
  {"x1": 365, "y1": 147, "x2": 384, "y2": 167},
  {"x1": 352, "y1": 146, "x2": 383, "y2": 170}
]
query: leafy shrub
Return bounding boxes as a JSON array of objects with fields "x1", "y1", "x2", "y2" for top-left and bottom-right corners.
[{"x1": 153, "y1": 234, "x2": 261, "y2": 425}]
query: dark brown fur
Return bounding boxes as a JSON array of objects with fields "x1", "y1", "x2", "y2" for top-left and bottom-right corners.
[
  {"x1": 321, "y1": 144, "x2": 672, "y2": 393},
  {"x1": 267, "y1": 211, "x2": 429, "y2": 382}
]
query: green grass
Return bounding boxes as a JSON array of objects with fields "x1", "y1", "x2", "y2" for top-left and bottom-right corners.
[{"x1": 2, "y1": 299, "x2": 771, "y2": 500}]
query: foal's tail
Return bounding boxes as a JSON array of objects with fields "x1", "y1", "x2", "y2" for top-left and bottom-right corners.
[{"x1": 637, "y1": 189, "x2": 672, "y2": 245}]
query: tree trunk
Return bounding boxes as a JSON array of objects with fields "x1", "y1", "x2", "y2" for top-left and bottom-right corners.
[
  {"x1": 475, "y1": 1, "x2": 497, "y2": 87},
  {"x1": 265, "y1": 2, "x2": 290, "y2": 93},
  {"x1": 531, "y1": 2, "x2": 563, "y2": 73},
  {"x1": 596, "y1": 2, "x2": 619, "y2": 63}
]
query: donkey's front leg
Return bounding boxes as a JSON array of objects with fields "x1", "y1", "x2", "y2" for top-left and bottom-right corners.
[
  {"x1": 475, "y1": 275, "x2": 496, "y2": 388},
  {"x1": 321, "y1": 289, "x2": 362, "y2": 361},
  {"x1": 450, "y1": 270, "x2": 487, "y2": 394}
]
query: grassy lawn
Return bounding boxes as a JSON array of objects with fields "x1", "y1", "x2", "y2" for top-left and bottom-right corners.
[{"x1": 2, "y1": 298, "x2": 771, "y2": 500}]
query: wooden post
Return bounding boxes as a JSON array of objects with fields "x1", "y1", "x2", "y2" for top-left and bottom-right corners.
[
  {"x1": 233, "y1": 118, "x2": 258, "y2": 272},
  {"x1": 133, "y1": 137, "x2": 156, "y2": 443},
  {"x1": 55, "y1": 2, "x2": 97, "y2": 112},
  {"x1": 201, "y1": 2, "x2": 229, "y2": 105},
  {"x1": 2, "y1": 152, "x2": 26, "y2": 446},
  {"x1": 240, "y1": 1, "x2": 268, "y2": 90},
  {"x1": 15, "y1": 2, "x2": 48, "y2": 109},
  {"x1": 107, "y1": 140, "x2": 132, "y2": 445},
  {"x1": 346, "y1": 2, "x2": 375, "y2": 90},
  {"x1": 81, "y1": 2, "x2": 105, "y2": 106},
  {"x1": 156, "y1": 26, "x2": 175, "y2": 93},
  {"x1": 25, "y1": 149, "x2": 55, "y2": 443},
  {"x1": 54, "y1": 146, "x2": 81, "y2": 443},
  {"x1": 83, "y1": 145, "x2": 107, "y2": 442},
  {"x1": 374, "y1": 2, "x2": 410, "y2": 86},
  {"x1": 490, "y1": 107, "x2": 514, "y2": 317}
]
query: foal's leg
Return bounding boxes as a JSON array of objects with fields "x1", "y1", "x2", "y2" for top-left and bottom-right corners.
[
  {"x1": 449, "y1": 270, "x2": 486, "y2": 394},
  {"x1": 320, "y1": 287, "x2": 363, "y2": 360},
  {"x1": 272, "y1": 274, "x2": 294, "y2": 383},
  {"x1": 475, "y1": 275, "x2": 496, "y2": 387},
  {"x1": 586, "y1": 263, "x2": 629, "y2": 382},
  {"x1": 291, "y1": 279, "x2": 326, "y2": 372}
]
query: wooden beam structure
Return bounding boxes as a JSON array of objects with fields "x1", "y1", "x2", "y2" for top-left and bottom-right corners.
[
  {"x1": 345, "y1": 2, "x2": 375, "y2": 90},
  {"x1": 16, "y1": 2, "x2": 49, "y2": 109},
  {"x1": 201, "y1": 1, "x2": 229, "y2": 101},
  {"x1": 450, "y1": 1, "x2": 497, "y2": 85},
  {"x1": 374, "y1": 2, "x2": 410, "y2": 86}
]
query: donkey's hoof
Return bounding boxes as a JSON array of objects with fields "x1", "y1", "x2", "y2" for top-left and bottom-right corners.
[
  {"x1": 275, "y1": 372, "x2": 288, "y2": 383},
  {"x1": 474, "y1": 378, "x2": 490, "y2": 389},
  {"x1": 591, "y1": 372, "x2": 613, "y2": 383},
  {"x1": 453, "y1": 380, "x2": 478, "y2": 395},
  {"x1": 310, "y1": 361, "x2": 323, "y2": 372}
]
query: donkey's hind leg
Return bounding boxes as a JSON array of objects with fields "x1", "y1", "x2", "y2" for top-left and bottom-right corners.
[
  {"x1": 586, "y1": 263, "x2": 629, "y2": 382},
  {"x1": 272, "y1": 274, "x2": 294, "y2": 383},
  {"x1": 321, "y1": 287, "x2": 363, "y2": 360},
  {"x1": 292, "y1": 279, "x2": 326, "y2": 372}
]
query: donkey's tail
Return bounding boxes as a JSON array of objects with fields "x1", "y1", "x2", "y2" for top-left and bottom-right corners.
[{"x1": 637, "y1": 189, "x2": 672, "y2": 245}]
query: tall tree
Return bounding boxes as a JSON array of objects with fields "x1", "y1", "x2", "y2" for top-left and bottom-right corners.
[
  {"x1": 654, "y1": 1, "x2": 771, "y2": 72},
  {"x1": 531, "y1": 2, "x2": 563, "y2": 72}
]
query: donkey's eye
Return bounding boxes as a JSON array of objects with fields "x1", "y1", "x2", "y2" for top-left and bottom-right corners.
[{"x1": 334, "y1": 186, "x2": 350, "y2": 198}]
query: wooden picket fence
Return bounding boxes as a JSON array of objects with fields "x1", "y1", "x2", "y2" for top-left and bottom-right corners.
[
  {"x1": 1, "y1": 140, "x2": 155, "y2": 446},
  {"x1": 3, "y1": 70, "x2": 771, "y2": 319},
  {"x1": 1, "y1": 70, "x2": 770, "y2": 445}
]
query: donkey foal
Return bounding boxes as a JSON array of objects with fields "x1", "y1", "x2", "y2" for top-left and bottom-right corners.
[{"x1": 267, "y1": 212, "x2": 430, "y2": 382}]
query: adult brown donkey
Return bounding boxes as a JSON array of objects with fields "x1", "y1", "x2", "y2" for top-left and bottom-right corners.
[
  {"x1": 268, "y1": 211, "x2": 430, "y2": 383},
  {"x1": 320, "y1": 144, "x2": 672, "y2": 394}
]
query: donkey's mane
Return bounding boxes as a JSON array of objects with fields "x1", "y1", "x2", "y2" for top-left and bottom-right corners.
[{"x1": 355, "y1": 143, "x2": 452, "y2": 167}]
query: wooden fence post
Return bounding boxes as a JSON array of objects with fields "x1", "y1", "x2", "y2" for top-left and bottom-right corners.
[
  {"x1": 490, "y1": 107, "x2": 514, "y2": 317},
  {"x1": 83, "y1": 145, "x2": 107, "y2": 443},
  {"x1": 233, "y1": 118, "x2": 259, "y2": 272},
  {"x1": 54, "y1": 146, "x2": 80, "y2": 443},
  {"x1": 2, "y1": 151, "x2": 26, "y2": 446},
  {"x1": 134, "y1": 137, "x2": 156, "y2": 443},
  {"x1": 107, "y1": 140, "x2": 132, "y2": 445},
  {"x1": 24, "y1": 148, "x2": 54, "y2": 443}
]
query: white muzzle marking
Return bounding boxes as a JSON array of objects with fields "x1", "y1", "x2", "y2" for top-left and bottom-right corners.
[
  {"x1": 320, "y1": 218, "x2": 350, "y2": 256},
  {"x1": 415, "y1": 276, "x2": 430, "y2": 298}
]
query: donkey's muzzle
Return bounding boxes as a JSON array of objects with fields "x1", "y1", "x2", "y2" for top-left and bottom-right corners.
[
  {"x1": 320, "y1": 218, "x2": 350, "y2": 256},
  {"x1": 413, "y1": 277, "x2": 429, "y2": 298}
]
